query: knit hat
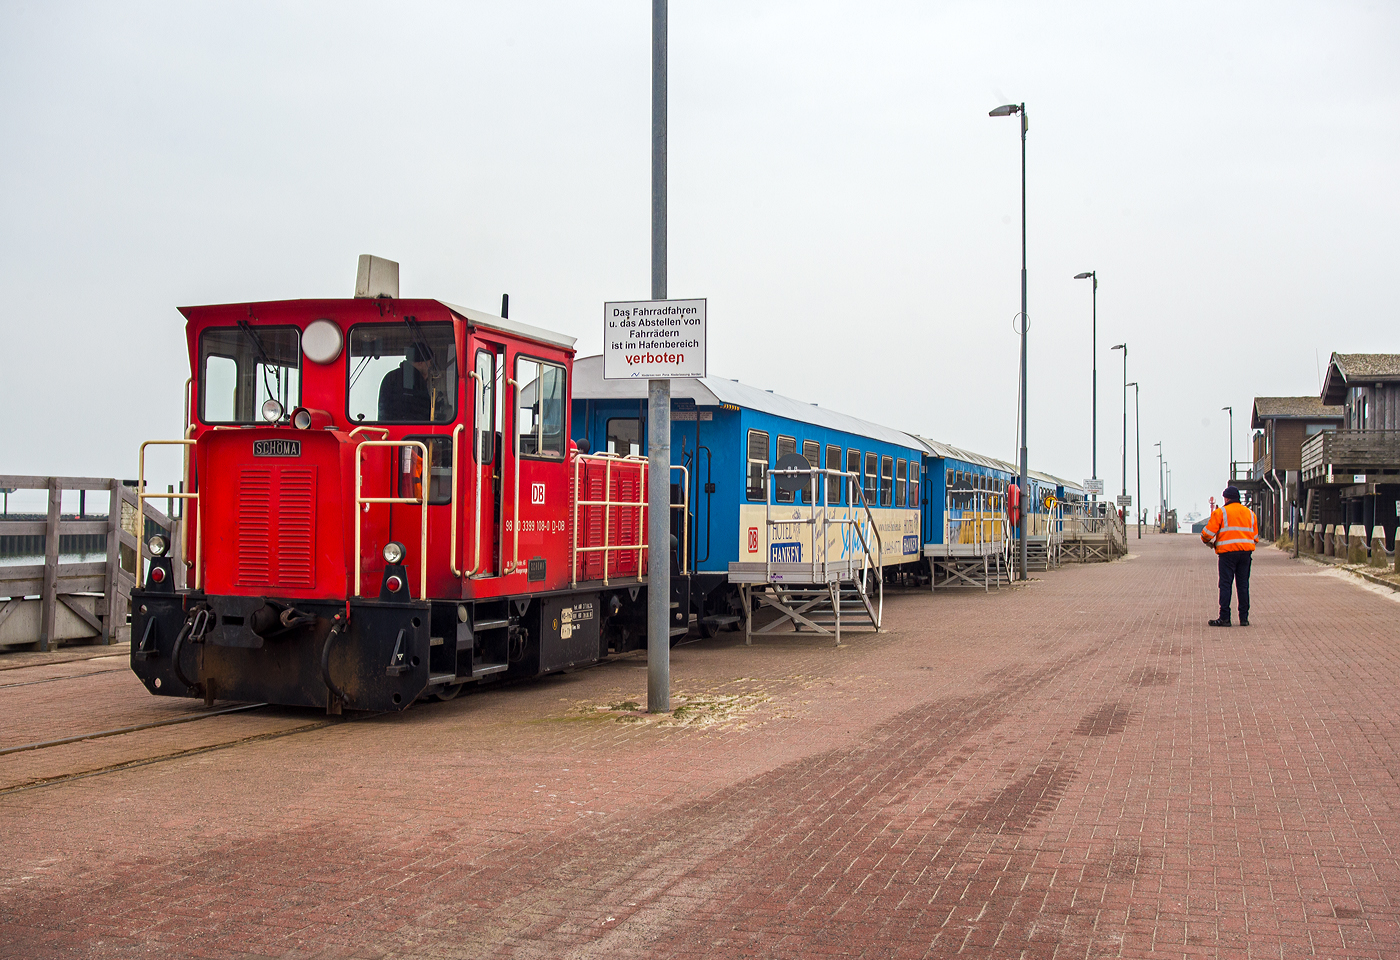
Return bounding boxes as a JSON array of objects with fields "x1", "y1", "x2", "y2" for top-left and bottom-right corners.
[{"x1": 1222, "y1": 486, "x2": 1241, "y2": 502}]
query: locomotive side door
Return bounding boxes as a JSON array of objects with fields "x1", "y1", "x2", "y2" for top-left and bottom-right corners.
[{"x1": 469, "y1": 339, "x2": 508, "y2": 578}]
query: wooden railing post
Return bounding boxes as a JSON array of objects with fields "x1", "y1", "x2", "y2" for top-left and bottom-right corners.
[
  {"x1": 39, "y1": 477, "x2": 61, "y2": 652},
  {"x1": 102, "y1": 479, "x2": 123, "y2": 644}
]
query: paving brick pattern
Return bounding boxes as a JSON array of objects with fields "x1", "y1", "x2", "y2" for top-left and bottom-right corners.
[{"x1": 1, "y1": 536, "x2": 1397, "y2": 958}]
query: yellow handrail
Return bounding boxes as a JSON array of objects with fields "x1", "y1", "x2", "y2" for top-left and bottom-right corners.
[
  {"x1": 449, "y1": 423, "x2": 465, "y2": 577},
  {"x1": 569, "y1": 452, "x2": 649, "y2": 587},
  {"x1": 354, "y1": 439, "x2": 430, "y2": 599},
  {"x1": 138, "y1": 439, "x2": 201, "y2": 590},
  {"x1": 504, "y1": 376, "x2": 521, "y2": 574}
]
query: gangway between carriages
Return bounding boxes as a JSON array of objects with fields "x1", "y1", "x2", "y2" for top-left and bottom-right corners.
[
  {"x1": 925, "y1": 487, "x2": 1010, "y2": 591},
  {"x1": 727, "y1": 464, "x2": 882, "y2": 645}
]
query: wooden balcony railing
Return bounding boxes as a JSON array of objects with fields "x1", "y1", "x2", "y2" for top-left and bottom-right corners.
[{"x1": 1301, "y1": 429, "x2": 1400, "y2": 481}]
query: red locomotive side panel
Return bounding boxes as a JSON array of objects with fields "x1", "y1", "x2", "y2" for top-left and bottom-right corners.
[{"x1": 199, "y1": 429, "x2": 351, "y2": 600}]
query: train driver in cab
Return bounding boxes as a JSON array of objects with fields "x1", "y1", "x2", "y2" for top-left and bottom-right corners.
[{"x1": 378, "y1": 342, "x2": 445, "y2": 422}]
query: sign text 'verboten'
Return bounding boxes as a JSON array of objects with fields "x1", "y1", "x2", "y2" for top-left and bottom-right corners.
[{"x1": 603, "y1": 299, "x2": 706, "y2": 380}]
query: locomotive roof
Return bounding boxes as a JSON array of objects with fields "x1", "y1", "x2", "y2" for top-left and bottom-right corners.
[
  {"x1": 177, "y1": 299, "x2": 578, "y2": 352},
  {"x1": 439, "y1": 301, "x2": 577, "y2": 351},
  {"x1": 572, "y1": 355, "x2": 923, "y2": 449}
]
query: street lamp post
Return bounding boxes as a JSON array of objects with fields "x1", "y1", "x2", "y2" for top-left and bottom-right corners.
[
  {"x1": 1111, "y1": 343, "x2": 1127, "y2": 503},
  {"x1": 1074, "y1": 271, "x2": 1097, "y2": 503},
  {"x1": 991, "y1": 101, "x2": 1029, "y2": 581},
  {"x1": 1127, "y1": 382, "x2": 1141, "y2": 538},
  {"x1": 1154, "y1": 441, "x2": 1163, "y2": 532},
  {"x1": 1222, "y1": 406, "x2": 1234, "y2": 481}
]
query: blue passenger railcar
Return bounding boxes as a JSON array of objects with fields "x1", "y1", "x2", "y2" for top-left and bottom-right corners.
[
  {"x1": 570, "y1": 356, "x2": 925, "y2": 625},
  {"x1": 913, "y1": 438, "x2": 1016, "y2": 557}
]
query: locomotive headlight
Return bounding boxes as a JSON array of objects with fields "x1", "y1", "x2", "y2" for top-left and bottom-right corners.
[
  {"x1": 292, "y1": 408, "x2": 312, "y2": 430},
  {"x1": 261, "y1": 398, "x2": 284, "y2": 423},
  {"x1": 383, "y1": 541, "x2": 405, "y2": 564},
  {"x1": 147, "y1": 534, "x2": 168, "y2": 557}
]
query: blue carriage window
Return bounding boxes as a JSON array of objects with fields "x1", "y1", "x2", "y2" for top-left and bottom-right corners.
[
  {"x1": 606, "y1": 417, "x2": 641, "y2": 457},
  {"x1": 800, "y1": 440, "x2": 820, "y2": 503},
  {"x1": 864, "y1": 453, "x2": 878, "y2": 503},
  {"x1": 847, "y1": 450, "x2": 861, "y2": 505},
  {"x1": 881, "y1": 456, "x2": 893, "y2": 506},
  {"x1": 775, "y1": 436, "x2": 796, "y2": 503},
  {"x1": 825, "y1": 444, "x2": 841, "y2": 505},
  {"x1": 911, "y1": 466, "x2": 920, "y2": 510},
  {"x1": 746, "y1": 430, "x2": 769, "y2": 501},
  {"x1": 896, "y1": 459, "x2": 907, "y2": 507}
]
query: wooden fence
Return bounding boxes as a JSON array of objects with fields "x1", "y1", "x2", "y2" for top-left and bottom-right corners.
[{"x1": 0, "y1": 476, "x2": 179, "y2": 651}]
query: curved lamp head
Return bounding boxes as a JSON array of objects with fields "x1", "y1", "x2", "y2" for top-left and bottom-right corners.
[
  {"x1": 989, "y1": 103, "x2": 1021, "y2": 117},
  {"x1": 1111, "y1": 343, "x2": 1126, "y2": 352},
  {"x1": 1074, "y1": 272, "x2": 1094, "y2": 280}
]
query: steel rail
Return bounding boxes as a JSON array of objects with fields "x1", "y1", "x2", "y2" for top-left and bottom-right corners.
[
  {"x1": 0, "y1": 668, "x2": 125, "y2": 690},
  {"x1": 0, "y1": 702, "x2": 267, "y2": 757}
]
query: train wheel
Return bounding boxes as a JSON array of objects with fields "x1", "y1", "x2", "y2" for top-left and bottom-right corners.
[
  {"x1": 431, "y1": 683, "x2": 465, "y2": 702},
  {"x1": 694, "y1": 596, "x2": 715, "y2": 638}
]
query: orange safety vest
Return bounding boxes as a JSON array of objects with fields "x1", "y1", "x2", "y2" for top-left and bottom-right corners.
[{"x1": 1201, "y1": 501, "x2": 1257, "y2": 553}]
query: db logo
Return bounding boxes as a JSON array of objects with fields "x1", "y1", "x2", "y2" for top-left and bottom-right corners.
[
  {"x1": 747, "y1": 526, "x2": 759, "y2": 552},
  {"x1": 531, "y1": 482, "x2": 545, "y2": 505}
]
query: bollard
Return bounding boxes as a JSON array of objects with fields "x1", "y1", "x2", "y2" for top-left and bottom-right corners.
[
  {"x1": 1323, "y1": 523, "x2": 1335, "y2": 557},
  {"x1": 1373, "y1": 526, "x2": 1391, "y2": 569},
  {"x1": 1347, "y1": 524, "x2": 1368, "y2": 565},
  {"x1": 1304, "y1": 522, "x2": 1316, "y2": 554}
]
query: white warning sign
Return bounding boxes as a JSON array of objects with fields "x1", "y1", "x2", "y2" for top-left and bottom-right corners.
[{"x1": 603, "y1": 299, "x2": 707, "y2": 380}]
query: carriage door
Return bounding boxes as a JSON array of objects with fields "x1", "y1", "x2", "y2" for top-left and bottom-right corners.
[{"x1": 470, "y1": 341, "x2": 508, "y2": 577}]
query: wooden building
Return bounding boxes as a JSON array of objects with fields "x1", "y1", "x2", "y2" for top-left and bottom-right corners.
[
  {"x1": 1300, "y1": 353, "x2": 1400, "y2": 556},
  {"x1": 1249, "y1": 396, "x2": 1343, "y2": 539}
]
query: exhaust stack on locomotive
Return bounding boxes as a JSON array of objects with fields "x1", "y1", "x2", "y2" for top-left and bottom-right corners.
[{"x1": 130, "y1": 257, "x2": 656, "y2": 712}]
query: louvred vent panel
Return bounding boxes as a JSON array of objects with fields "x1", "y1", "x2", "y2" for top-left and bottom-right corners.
[{"x1": 237, "y1": 466, "x2": 317, "y2": 589}]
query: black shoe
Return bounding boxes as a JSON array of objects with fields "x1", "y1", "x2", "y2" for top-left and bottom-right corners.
[
  {"x1": 1208, "y1": 618, "x2": 1231, "y2": 627},
  {"x1": 1240, "y1": 617, "x2": 1249, "y2": 626}
]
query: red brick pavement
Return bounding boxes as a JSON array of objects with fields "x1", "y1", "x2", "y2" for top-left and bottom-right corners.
[{"x1": 1, "y1": 535, "x2": 1397, "y2": 958}]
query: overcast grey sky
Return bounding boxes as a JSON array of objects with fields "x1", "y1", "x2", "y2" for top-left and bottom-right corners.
[{"x1": 2, "y1": 1, "x2": 1396, "y2": 517}]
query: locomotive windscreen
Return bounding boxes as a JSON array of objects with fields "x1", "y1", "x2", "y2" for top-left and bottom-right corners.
[
  {"x1": 199, "y1": 325, "x2": 301, "y2": 423},
  {"x1": 347, "y1": 322, "x2": 458, "y2": 424}
]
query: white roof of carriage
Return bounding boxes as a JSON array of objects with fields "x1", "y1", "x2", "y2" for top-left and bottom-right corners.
[
  {"x1": 572, "y1": 355, "x2": 923, "y2": 449},
  {"x1": 910, "y1": 436, "x2": 1016, "y2": 474}
]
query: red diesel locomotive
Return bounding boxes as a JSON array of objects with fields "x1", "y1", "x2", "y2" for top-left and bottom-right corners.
[{"x1": 131, "y1": 258, "x2": 682, "y2": 712}]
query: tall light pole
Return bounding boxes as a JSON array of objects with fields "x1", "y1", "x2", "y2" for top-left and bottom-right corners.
[
  {"x1": 1111, "y1": 343, "x2": 1127, "y2": 501},
  {"x1": 1074, "y1": 271, "x2": 1097, "y2": 503},
  {"x1": 1221, "y1": 405, "x2": 1233, "y2": 480},
  {"x1": 646, "y1": 0, "x2": 670, "y2": 713},
  {"x1": 990, "y1": 101, "x2": 1029, "y2": 580},
  {"x1": 1154, "y1": 441, "x2": 1163, "y2": 532},
  {"x1": 1127, "y1": 382, "x2": 1141, "y2": 538}
]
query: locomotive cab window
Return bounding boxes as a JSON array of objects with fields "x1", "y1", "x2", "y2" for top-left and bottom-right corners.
[
  {"x1": 472, "y1": 350, "x2": 497, "y2": 463},
  {"x1": 516, "y1": 357, "x2": 566, "y2": 459},
  {"x1": 199, "y1": 325, "x2": 301, "y2": 423},
  {"x1": 606, "y1": 418, "x2": 641, "y2": 456},
  {"x1": 403, "y1": 436, "x2": 453, "y2": 504},
  {"x1": 347, "y1": 321, "x2": 458, "y2": 424},
  {"x1": 746, "y1": 430, "x2": 770, "y2": 501}
]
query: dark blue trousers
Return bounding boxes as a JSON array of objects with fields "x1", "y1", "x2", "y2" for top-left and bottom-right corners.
[{"x1": 1218, "y1": 551, "x2": 1252, "y2": 622}]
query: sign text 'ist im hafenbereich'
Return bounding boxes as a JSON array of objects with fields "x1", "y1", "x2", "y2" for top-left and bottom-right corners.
[{"x1": 603, "y1": 299, "x2": 707, "y2": 380}]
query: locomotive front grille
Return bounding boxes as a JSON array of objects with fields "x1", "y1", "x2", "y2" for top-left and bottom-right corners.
[{"x1": 237, "y1": 466, "x2": 318, "y2": 589}]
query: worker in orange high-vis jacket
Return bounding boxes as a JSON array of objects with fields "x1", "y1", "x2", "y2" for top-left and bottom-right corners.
[{"x1": 1201, "y1": 485, "x2": 1258, "y2": 627}]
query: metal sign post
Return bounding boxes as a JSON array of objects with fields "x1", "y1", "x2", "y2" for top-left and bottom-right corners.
[{"x1": 648, "y1": 0, "x2": 669, "y2": 714}]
